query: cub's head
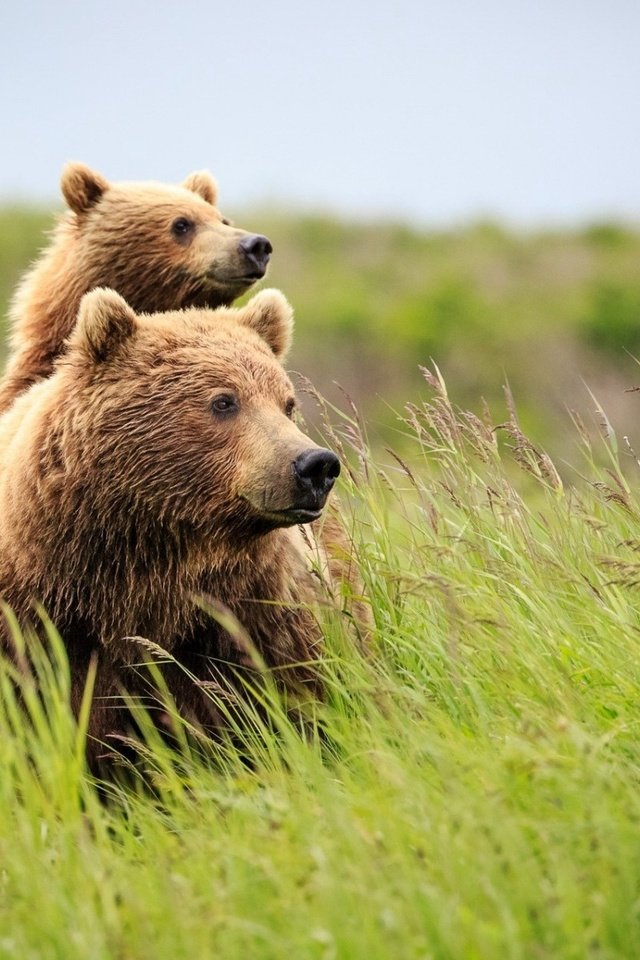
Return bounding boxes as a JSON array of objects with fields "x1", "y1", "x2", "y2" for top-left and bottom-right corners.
[
  {"x1": 60, "y1": 162, "x2": 272, "y2": 313},
  {"x1": 66, "y1": 288, "x2": 339, "y2": 537}
]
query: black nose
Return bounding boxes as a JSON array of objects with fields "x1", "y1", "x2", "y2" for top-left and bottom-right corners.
[
  {"x1": 293, "y1": 449, "x2": 341, "y2": 501},
  {"x1": 238, "y1": 234, "x2": 273, "y2": 277}
]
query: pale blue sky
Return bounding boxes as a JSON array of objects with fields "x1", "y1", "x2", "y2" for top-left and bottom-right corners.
[{"x1": 1, "y1": 0, "x2": 638, "y2": 224}]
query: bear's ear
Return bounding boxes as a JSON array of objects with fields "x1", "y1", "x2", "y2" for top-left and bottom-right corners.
[
  {"x1": 61, "y1": 162, "x2": 109, "y2": 215},
  {"x1": 236, "y1": 289, "x2": 294, "y2": 360},
  {"x1": 71, "y1": 288, "x2": 137, "y2": 363},
  {"x1": 182, "y1": 170, "x2": 218, "y2": 206}
]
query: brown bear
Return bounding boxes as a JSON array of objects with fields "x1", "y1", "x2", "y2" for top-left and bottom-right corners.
[
  {"x1": 0, "y1": 287, "x2": 351, "y2": 763},
  {"x1": 0, "y1": 162, "x2": 272, "y2": 413}
]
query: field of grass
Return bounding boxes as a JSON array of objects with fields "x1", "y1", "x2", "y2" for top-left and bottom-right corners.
[
  {"x1": 1, "y1": 375, "x2": 640, "y2": 958},
  {"x1": 1, "y1": 208, "x2": 640, "y2": 955}
]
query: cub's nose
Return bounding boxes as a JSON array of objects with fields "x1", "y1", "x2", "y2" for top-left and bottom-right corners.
[
  {"x1": 293, "y1": 449, "x2": 341, "y2": 501},
  {"x1": 238, "y1": 234, "x2": 273, "y2": 277}
]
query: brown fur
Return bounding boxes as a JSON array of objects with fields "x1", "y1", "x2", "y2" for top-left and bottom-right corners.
[
  {"x1": 0, "y1": 288, "x2": 357, "y2": 762},
  {"x1": 0, "y1": 163, "x2": 270, "y2": 413}
]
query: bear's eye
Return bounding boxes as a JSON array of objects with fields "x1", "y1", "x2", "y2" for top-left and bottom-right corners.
[
  {"x1": 171, "y1": 217, "x2": 195, "y2": 240},
  {"x1": 284, "y1": 398, "x2": 296, "y2": 419},
  {"x1": 211, "y1": 394, "x2": 238, "y2": 416},
  {"x1": 221, "y1": 217, "x2": 232, "y2": 227}
]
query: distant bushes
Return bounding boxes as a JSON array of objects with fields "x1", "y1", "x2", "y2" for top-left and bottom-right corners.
[
  {"x1": 381, "y1": 277, "x2": 490, "y2": 366},
  {"x1": 1, "y1": 206, "x2": 640, "y2": 451},
  {"x1": 583, "y1": 281, "x2": 640, "y2": 356}
]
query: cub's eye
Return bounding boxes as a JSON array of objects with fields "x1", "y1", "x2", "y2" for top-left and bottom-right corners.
[
  {"x1": 284, "y1": 398, "x2": 296, "y2": 419},
  {"x1": 221, "y1": 217, "x2": 232, "y2": 226},
  {"x1": 171, "y1": 217, "x2": 195, "y2": 239},
  {"x1": 211, "y1": 394, "x2": 238, "y2": 416}
]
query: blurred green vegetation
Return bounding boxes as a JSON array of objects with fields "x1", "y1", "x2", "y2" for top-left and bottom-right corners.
[{"x1": 1, "y1": 206, "x2": 640, "y2": 454}]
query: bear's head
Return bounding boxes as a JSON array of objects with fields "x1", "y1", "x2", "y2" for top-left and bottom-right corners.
[
  {"x1": 63, "y1": 288, "x2": 340, "y2": 539},
  {"x1": 59, "y1": 162, "x2": 273, "y2": 314}
]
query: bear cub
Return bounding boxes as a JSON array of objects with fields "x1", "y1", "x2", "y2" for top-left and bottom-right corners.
[{"x1": 0, "y1": 162, "x2": 272, "y2": 412}]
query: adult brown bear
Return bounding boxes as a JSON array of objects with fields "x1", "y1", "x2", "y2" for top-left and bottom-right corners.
[{"x1": 0, "y1": 288, "x2": 355, "y2": 762}]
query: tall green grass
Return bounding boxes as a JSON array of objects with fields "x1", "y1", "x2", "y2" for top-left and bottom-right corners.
[{"x1": 2, "y1": 376, "x2": 640, "y2": 957}]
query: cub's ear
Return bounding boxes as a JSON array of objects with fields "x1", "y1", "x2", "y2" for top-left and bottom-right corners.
[
  {"x1": 61, "y1": 162, "x2": 109, "y2": 215},
  {"x1": 70, "y1": 288, "x2": 137, "y2": 362},
  {"x1": 182, "y1": 170, "x2": 218, "y2": 206},
  {"x1": 236, "y1": 289, "x2": 294, "y2": 360}
]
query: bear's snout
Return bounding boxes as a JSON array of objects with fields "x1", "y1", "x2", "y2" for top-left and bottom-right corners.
[
  {"x1": 237, "y1": 441, "x2": 339, "y2": 528},
  {"x1": 238, "y1": 234, "x2": 273, "y2": 278},
  {"x1": 292, "y1": 448, "x2": 341, "y2": 510}
]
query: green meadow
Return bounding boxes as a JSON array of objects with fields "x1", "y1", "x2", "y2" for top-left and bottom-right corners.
[{"x1": 0, "y1": 208, "x2": 640, "y2": 957}]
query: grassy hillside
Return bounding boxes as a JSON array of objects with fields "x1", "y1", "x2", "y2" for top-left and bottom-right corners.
[{"x1": 1, "y1": 383, "x2": 640, "y2": 957}]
